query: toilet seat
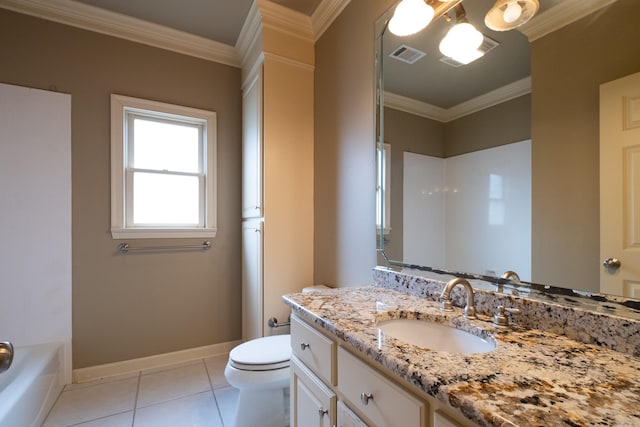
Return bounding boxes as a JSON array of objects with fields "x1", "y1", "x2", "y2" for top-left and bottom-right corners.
[{"x1": 229, "y1": 335, "x2": 291, "y2": 371}]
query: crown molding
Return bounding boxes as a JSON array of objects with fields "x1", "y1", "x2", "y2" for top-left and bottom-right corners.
[
  {"x1": 385, "y1": 77, "x2": 531, "y2": 123},
  {"x1": 447, "y1": 77, "x2": 531, "y2": 121},
  {"x1": 0, "y1": 0, "x2": 240, "y2": 66},
  {"x1": 384, "y1": 92, "x2": 449, "y2": 122},
  {"x1": 258, "y1": 0, "x2": 314, "y2": 42},
  {"x1": 519, "y1": 0, "x2": 619, "y2": 42},
  {"x1": 1, "y1": 0, "x2": 351, "y2": 68},
  {"x1": 312, "y1": 0, "x2": 351, "y2": 41}
]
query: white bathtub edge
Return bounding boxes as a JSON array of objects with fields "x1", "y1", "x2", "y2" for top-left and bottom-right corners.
[{"x1": 0, "y1": 342, "x2": 64, "y2": 427}]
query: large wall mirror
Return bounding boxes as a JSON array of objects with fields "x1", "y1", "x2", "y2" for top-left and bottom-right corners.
[{"x1": 376, "y1": 0, "x2": 640, "y2": 305}]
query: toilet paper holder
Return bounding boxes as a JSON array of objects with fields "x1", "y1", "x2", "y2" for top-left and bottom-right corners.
[{"x1": 267, "y1": 317, "x2": 290, "y2": 328}]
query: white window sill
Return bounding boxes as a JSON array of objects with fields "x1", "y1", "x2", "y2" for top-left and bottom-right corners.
[{"x1": 111, "y1": 228, "x2": 217, "y2": 239}]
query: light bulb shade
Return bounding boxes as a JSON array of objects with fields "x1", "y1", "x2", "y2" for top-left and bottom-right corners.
[
  {"x1": 485, "y1": 0, "x2": 539, "y2": 31},
  {"x1": 439, "y1": 22, "x2": 484, "y2": 64},
  {"x1": 388, "y1": 0, "x2": 435, "y2": 37}
]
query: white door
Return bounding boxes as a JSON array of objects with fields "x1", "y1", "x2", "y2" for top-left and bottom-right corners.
[{"x1": 600, "y1": 71, "x2": 640, "y2": 297}]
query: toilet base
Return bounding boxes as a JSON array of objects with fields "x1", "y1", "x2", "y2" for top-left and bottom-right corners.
[{"x1": 234, "y1": 386, "x2": 289, "y2": 427}]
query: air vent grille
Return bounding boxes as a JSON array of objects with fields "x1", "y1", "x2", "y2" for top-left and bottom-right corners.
[
  {"x1": 389, "y1": 44, "x2": 426, "y2": 64},
  {"x1": 479, "y1": 35, "x2": 500, "y2": 54}
]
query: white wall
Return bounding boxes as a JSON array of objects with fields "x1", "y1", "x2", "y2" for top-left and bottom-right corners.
[
  {"x1": 404, "y1": 140, "x2": 531, "y2": 280},
  {"x1": 0, "y1": 83, "x2": 72, "y2": 382}
]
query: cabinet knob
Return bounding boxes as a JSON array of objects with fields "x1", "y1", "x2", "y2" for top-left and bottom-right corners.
[
  {"x1": 319, "y1": 408, "x2": 328, "y2": 417},
  {"x1": 360, "y1": 392, "x2": 373, "y2": 405},
  {"x1": 300, "y1": 342, "x2": 310, "y2": 350}
]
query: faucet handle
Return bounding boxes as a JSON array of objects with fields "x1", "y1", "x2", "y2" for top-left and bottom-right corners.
[{"x1": 492, "y1": 305, "x2": 521, "y2": 327}]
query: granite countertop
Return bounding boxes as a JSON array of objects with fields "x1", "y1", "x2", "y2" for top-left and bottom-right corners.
[{"x1": 283, "y1": 286, "x2": 640, "y2": 427}]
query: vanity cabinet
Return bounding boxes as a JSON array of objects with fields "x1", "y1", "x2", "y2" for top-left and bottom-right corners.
[
  {"x1": 337, "y1": 401, "x2": 368, "y2": 427},
  {"x1": 291, "y1": 357, "x2": 336, "y2": 427},
  {"x1": 338, "y1": 347, "x2": 426, "y2": 427},
  {"x1": 290, "y1": 314, "x2": 475, "y2": 427}
]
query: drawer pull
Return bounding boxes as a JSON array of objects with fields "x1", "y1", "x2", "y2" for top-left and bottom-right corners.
[
  {"x1": 360, "y1": 392, "x2": 373, "y2": 405},
  {"x1": 319, "y1": 408, "x2": 328, "y2": 417},
  {"x1": 300, "y1": 342, "x2": 310, "y2": 350}
]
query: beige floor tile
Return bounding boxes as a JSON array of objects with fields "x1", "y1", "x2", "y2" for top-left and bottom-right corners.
[
  {"x1": 136, "y1": 361, "x2": 211, "y2": 408},
  {"x1": 204, "y1": 354, "x2": 229, "y2": 389},
  {"x1": 73, "y1": 411, "x2": 134, "y2": 427},
  {"x1": 133, "y1": 391, "x2": 223, "y2": 427},
  {"x1": 213, "y1": 386, "x2": 239, "y2": 427},
  {"x1": 43, "y1": 377, "x2": 138, "y2": 427}
]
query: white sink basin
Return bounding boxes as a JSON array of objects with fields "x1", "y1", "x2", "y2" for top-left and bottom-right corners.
[{"x1": 377, "y1": 319, "x2": 496, "y2": 354}]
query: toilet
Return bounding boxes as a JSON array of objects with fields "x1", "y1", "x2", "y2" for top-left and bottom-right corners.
[
  {"x1": 224, "y1": 334, "x2": 291, "y2": 427},
  {"x1": 225, "y1": 286, "x2": 329, "y2": 427}
]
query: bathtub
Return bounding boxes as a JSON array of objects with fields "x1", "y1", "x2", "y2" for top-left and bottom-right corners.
[{"x1": 0, "y1": 342, "x2": 64, "y2": 427}]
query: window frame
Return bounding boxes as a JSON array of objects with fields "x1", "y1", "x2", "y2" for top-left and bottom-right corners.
[{"x1": 110, "y1": 94, "x2": 217, "y2": 239}]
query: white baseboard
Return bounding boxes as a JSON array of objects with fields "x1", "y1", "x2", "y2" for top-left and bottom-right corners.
[{"x1": 72, "y1": 340, "x2": 242, "y2": 384}]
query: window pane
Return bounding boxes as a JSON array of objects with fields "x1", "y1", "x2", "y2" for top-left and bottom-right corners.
[
  {"x1": 133, "y1": 118, "x2": 200, "y2": 173},
  {"x1": 132, "y1": 172, "x2": 201, "y2": 225}
]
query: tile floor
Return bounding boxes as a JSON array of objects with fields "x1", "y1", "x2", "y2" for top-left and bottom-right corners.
[{"x1": 42, "y1": 354, "x2": 239, "y2": 427}]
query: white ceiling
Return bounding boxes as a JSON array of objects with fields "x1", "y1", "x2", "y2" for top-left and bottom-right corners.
[{"x1": 75, "y1": 0, "x2": 323, "y2": 46}]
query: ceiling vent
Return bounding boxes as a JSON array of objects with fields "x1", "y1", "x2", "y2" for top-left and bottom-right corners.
[
  {"x1": 389, "y1": 44, "x2": 426, "y2": 64},
  {"x1": 439, "y1": 35, "x2": 500, "y2": 67}
]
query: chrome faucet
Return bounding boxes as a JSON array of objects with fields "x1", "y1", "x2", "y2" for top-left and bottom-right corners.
[
  {"x1": 501, "y1": 270, "x2": 521, "y2": 283},
  {"x1": 440, "y1": 278, "x2": 476, "y2": 319},
  {"x1": 0, "y1": 341, "x2": 14, "y2": 373}
]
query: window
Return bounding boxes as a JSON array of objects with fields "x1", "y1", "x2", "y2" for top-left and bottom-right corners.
[
  {"x1": 110, "y1": 94, "x2": 216, "y2": 239},
  {"x1": 376, "y1": 142, "x2": 391, "y2": 235}
]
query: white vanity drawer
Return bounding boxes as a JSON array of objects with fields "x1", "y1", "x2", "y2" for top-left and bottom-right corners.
[
  {"x1": 338, "y1": 347, "x2": 427, "y2": 427},
  {"x1": 291, "y1": 314, "x2": 336, "y2": 385},
  {"x1": 291, "y1": 356, "x2": 336, "y2": 427}
]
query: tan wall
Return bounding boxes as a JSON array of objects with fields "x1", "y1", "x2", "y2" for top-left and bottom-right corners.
[
  {"x1": 445, "y1": 94, "x2": 531, "y2": 157},
  {"x1": 531, "y1": 0, "x2": 640, "y2": 291},
  {"x1": 314, "y1": 0, "x2": 396, "y2": 287},
  {"x1": 0, "y1": 9, "x2": 242, "y2": 368}
]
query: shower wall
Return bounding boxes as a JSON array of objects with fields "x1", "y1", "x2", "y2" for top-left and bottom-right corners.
[{"x1": 0, "y1": 83, "x2": 72, "y2": 383}]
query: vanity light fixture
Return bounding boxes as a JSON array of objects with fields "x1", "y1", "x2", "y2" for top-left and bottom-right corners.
[
  {"x1": 485, "y1": 0, "x2": 540, "y2": 31},
  {"x1": 388, "y1": 0, "x2": 435, "y2": 36},
  {"x1": 439, "y1": 4, "x2": 484, "y2": 65}
]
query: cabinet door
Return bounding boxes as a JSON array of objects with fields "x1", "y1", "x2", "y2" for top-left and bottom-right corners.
[
  {"x1": 434, "y1": 411, "x2": 464, "y2": 427},
  {"x1": 338, "y1": 347, "x2": 427, "y2": 427},
  {"x1": 242, "y1": 220, "x2": 263, "y2": 340},
  {"x1": 337, "y1": 401, "x2": 369, "y2": 427},
  {"x1": 291, "y1": 357, "x2": 336, "y2": 427},
  {"x1": 242, "y1": 67, "x2": 263, "y2": 219}
]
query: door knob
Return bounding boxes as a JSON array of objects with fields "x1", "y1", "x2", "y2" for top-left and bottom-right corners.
[{"x1": 603, "y1": 258, "x2": 621, "y2": 269}]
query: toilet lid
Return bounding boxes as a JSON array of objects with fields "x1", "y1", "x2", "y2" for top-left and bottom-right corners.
[{"x1": 229, "y1": 335, "x2": 291, "y2": 371}]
